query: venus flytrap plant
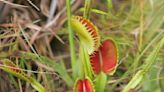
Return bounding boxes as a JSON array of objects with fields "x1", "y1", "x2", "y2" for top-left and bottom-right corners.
[
  {"x1": 0, "y1": 59, "x2": 45, "y2": 92},
  {"x1": 69, "y1": 2, "x2": 118, "y2": 92},
  {"x1": 70, "y1": 15, "x2": 118, "y2": 92}
]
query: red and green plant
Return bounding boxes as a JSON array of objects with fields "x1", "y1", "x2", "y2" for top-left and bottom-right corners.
[{"x1": 70, "y1": 15, "x2": 118, "y2": 92}]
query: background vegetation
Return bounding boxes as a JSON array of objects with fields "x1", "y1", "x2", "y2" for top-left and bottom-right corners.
[{"x1": 0, "y1": 0, "x2": 163, "y2": 92}]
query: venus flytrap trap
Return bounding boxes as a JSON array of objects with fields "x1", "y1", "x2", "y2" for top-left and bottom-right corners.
[
  {"x1": 71, "y1": 16, "x2": 100, "y2": 55},
  {"x1": 90, "y1": 39, "x2": 118, "y2": 75},
  {"x1": 0, "y1": 59, "x2": 45, "y2": 92},
  {"x1": 90, "y1": 39, "x2": 118, "y2": 92},
  {"x1": 74, "y1": 77, "x2": 95, "y2": 92}
]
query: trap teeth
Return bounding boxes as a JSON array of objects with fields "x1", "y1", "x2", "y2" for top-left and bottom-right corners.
[{"x1": 71, "y1": 16, "x2": 100, "y2": 54}]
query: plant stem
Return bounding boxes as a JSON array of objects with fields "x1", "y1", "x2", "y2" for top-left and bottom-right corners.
[
  {"x1": 83, "y1": 47, "x2": 93, "y2": 79},
  {"x1": 95, "y1": 72, "x2": 107, "y2": 92},
  {"x1": 66, "y1": 0, "x2": 76, "y2": 78},
  {"x1": 83, "y1": 0, "x2": 92, "y2": 19},
  {"x1": 138, "y1": 0, "x2": 144, "y2": 51},
  {"x1": 79, "y1": 44, "x2": 93, "y2": 79}
]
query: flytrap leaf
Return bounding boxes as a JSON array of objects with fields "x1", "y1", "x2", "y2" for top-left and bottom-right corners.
[
  {"x1": 74, "y1": 77, "x2": 95, "y2": 92},
  {"x1": 0, "y1": 59, "x2": 45, "y2": 92},
  {"x1": 90, "y1": 39, "x2": 118, "y2": 75},
  {"x1": 71, "y1": 16, "x2": 100, "y2": 55}
]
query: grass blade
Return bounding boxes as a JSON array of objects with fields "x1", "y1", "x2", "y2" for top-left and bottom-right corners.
[
  {"x1": 122, "y1": 37, "x2": 164, "y2": 92},
  {"x1": 66, "y1": 0, "x2": 77, "y2": 79}
]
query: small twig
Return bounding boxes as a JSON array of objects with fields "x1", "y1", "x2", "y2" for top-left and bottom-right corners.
[
  {"x1": 26, "y1": 0, "x2": 40, "y2": 11},
  {"x1": 0, "y1": 0, "x2": 28, "y2": 8},
  {"x1": 45, "y1": 0, "x2": 77, "y2": 28},
  {"x1": 47, "y1": 0, "x2": 58, "y2": 23},
  {"x1": 18, "y1": 79, "x2": 23, "y2": 92}
]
